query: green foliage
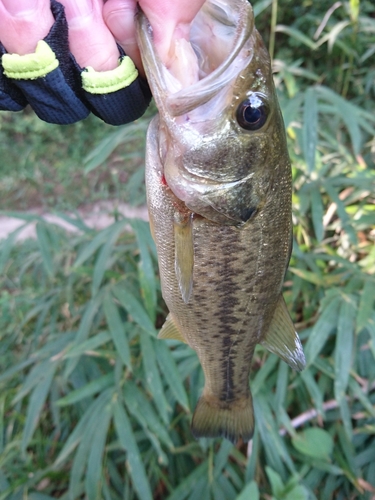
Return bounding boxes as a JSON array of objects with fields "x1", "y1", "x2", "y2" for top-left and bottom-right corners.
[
  {"x1": 0, "y1": 108, "x2": 153, "y2": 211},
  {"x1": 0, "y1": 0, "x2": 375, "y2": 499}
]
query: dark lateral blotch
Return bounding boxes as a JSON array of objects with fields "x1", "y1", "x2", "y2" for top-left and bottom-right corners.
[{"x1": 240, "y1": 207, "x2": 257, "y2": 222}]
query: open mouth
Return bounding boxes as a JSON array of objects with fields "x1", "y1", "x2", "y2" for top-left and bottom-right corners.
[{"x1": 136, "y1": 0, "x2": 254, "y2": 117}]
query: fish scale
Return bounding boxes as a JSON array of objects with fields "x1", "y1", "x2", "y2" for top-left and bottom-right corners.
[{"x1": 137, "y1": 0, "x2": 306, "y2": 442}]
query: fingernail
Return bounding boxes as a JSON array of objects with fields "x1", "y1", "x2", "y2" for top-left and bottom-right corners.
[{"x1": 2, "y1": 0, "x2": 38, "y2": 15}]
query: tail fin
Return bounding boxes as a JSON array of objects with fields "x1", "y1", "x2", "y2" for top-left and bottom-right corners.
[{"x1": 191, "y1": 393, "x2": 254, "y2": 443}]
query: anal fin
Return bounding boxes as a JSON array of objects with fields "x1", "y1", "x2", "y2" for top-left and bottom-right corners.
[
  {"x1": 260, "y1": 295, "x2": 306, "y2": 371},
  {"x1": 174, "y1": 212, "x2": 194, "y2": 303},
  {"x1": 158, "y1": 313, "x2": 187, "y2": 344}
]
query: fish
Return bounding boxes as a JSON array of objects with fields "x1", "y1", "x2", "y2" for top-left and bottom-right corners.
[{"x1": 136, "y1": 0, "x2": 306, "y2": 443}]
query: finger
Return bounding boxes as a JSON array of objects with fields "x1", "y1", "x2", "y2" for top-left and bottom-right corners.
[
  {"x1": 59, "y1": 0, "x2": 120, "y2": 71},
  {"x1": 0, "y1": 0, "x2": 54, "y2": 54},
  {"x1": 103, "y1": 0, "x2": 144, "y2": 75},
  {"x1": 138, "y1": 0, "x2": 205, "y2": 57}
]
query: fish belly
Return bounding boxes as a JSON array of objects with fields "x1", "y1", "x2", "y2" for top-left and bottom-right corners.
[{"x1": 146, "y1": 117, "x2": 293, "y2": 442}]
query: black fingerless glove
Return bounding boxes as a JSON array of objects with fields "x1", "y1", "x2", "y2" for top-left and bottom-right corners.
[{"x1": 0, "y1": 0, "x2": 151, "y2": 125}]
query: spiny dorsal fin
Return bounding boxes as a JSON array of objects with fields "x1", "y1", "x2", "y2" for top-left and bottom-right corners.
[
  {"x1": 174, "y1": 213, "x2": 194, "y2": 303},
  {"x1": 260, "y1": 295, "x2": 306, "y2": 371},
  {"x1": 158, "y1": 313, "x2": 187, "y2": 343}
]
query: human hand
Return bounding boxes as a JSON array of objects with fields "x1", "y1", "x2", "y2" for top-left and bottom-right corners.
[{"x1": 0, "y1": 0, "x2": 205, "y2": 125}]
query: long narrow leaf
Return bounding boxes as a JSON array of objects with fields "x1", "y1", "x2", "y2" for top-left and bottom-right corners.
[
  {"x1": 304, "y1": 295, "x2": 341, "y2": 365},
  {"x1": 104, "y1": 292, "x2": 132, "y2": 370},
  {"x1": 91, "y1": 221, "x2": 126, "y2": 296},
  {"x1": 113, "y1": 400, "x2": 153, "y2": 500},
  {"x1": 36, "y1": 222, "x2": 54, "y2": 278},
  {"x1": 140, "y1": 333, "x2": 170, "y2": 423},
  {"x1": 131, "y1": 219, "x2": 157, "y2": 321},
  {"x1": 54, "y1": 390, "x2": 113, "y2": 466},
  {"x1": 21, "y1": 361, "x2": 57, "y2": 453},
  {"x1": 85, "y1": 402, "x2": 112, "y2": 500},
  {"x1": 113, "y1": 284, "x2": 156, "y2": 335},
  {"x1": 303, "y1": 87, "x2": 318, "y2": 173},
  {"x1": 154, "y1": 340, "x2": 190, "y2": 411},
  {"x1": 57, "y1": 373, "x2": 114, "y2": 406}
]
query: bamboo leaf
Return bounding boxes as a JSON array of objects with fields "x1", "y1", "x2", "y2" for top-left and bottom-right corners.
[
  {"x1": 255, "y1": 394, "x2": 294, "y2": 475},
  {"x1": 288, "y1": 267, "x2": 325, "y2": 286},
  {"x1": 62, "y1": 331, "x2": 111, "y2": 359},
  {"x1": 334, "y1": 296, "x2": 356, "y2": 401},
  {"x1": 73, "y1": 227, "x2": 113, "y2": 268},
  {"x1": 213, "y1": 440, "x2": 235, "y2": 479},
  {"x1": 236, "y1": 481, "x2": 259, "y2": 500},
  {"x1": 325, "y1": 182, "x2": 357, "y2": 244},
  {"x1": 310, "y1": 187, "x2": 324, "y2": 242},
  {"x1": 0, "y1": 358, "x2": 36, "y2": 384},
  {"x1": 304, "y1": 295, "x2": 341, "y2": 365},
  {"x1": 57, "y1": 373, "x2": 114, "y2": 406},
  {"x1": 113, "y1": 400, "x2": 153, "y2": 500},
  {"x1": 253, "y1": 0, "x2": 272, "y2": 17},
  {"x1": 84, "y1": 120, "x2": 148, "y2": 173},
  {"x1": 104, "y1": 292, "x2": 132, "y2": 370},
  {"x1": 154, "y1": 340, "x2": 190, "y2": 411},
  {"x1": 301, "y1": 369, "x2": 324, "y2": 417},
  {"x1": 29, "y1": 494, "x2": 57, "y2": 500},
  {"x1": 317, "y1": 86, "x2": 362, "y2": 156},
  {"x1": 0, "y1": 397, "x2": 4, "y2": 455},
  {"x1": 13, "y1": 359, "x2": 55, "y2": 404},
  {"x1": 55, "y1": 390, "x2": 113, "y2": 466},
  {"x1": 85, "y1": 402, "x2": 112, "y2": 500},
  {"x1": 69, "y1": 402, "x2": 107, "y2": 498},
  {"x1": 252, "y1": 354, "x2": 279, "y2": 395},
  {"x1": 303, "y1": 87, "x2": 318, "y2": 173},
  {"x1": 91, "y1": 221, "x2": 126, "y2": 296},
  {"x1": 64, "y1": 295, "x2": 103, "y2": 378},
  {"x1": 316, "y1": 21, "x2": 351, "y2": 52},
  {"x1": 21, "y1": 361, "x2": 57, "y2": 453},
  {"x1": 113, "y1": 284, "x2": 156, "y2": 335},
  {"x1": 123, "y1": 381, "x2": 174, "y2": 450},
  {"x1": 140, "y1": 333, "x2": 170, "y2": 423},
  {"x1": 131, "y1": 219, "x2": 157, "y2": 321},
  {"x1": 275, "y1": 25, "x2": 317, "y2": 49},
  {"x1": 166, "y1": 461, "x2": 209, "y2": 500},
  {"x1": 0, "y1": 224, "x2": 27, "y2": 272},
  {"x1": 36, "y1": 222, "x2": 54, "y2": 278},
  {"x1": 356, "y1": 279, "x2": 375, "y2": 333},
  {"x1": 187, "y1": 478, "x2": 210, "y2": 500}
]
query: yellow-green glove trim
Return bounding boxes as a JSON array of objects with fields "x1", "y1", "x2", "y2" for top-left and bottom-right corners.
[
  {"x1": 81, "y1": 56, "x2": 138, "y2": 95},
  {"x1": 2, "y1": 40, "x2": 59, "y2": 80}
]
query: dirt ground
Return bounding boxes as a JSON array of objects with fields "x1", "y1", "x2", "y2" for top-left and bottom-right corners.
[{"x1": 0, "y1": 201, "x2": 148, "y2": 241}]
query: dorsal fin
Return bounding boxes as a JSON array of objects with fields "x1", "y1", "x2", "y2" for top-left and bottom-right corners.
[
  {"x1": 260, "y1": 295, "x2": 306, "y2": 371},
  {"x1": 158, "y1": 314, "x2": 187, "y2": 343},
  {"x1": 174, "y1": 213, "x2": 194, "y2": 303}
]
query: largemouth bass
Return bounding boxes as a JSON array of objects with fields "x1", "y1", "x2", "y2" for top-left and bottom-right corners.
[{"x1": 137, "y1": 0, "x2": 306, "y2": 443}]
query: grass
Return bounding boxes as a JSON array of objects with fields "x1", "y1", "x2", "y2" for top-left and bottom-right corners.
[
  {"x1": 0, "y1": 0, "x2": 375, "y2": 499},
  {"x1": 0, "y1": 105, "x2": 155, "y2": 211}
]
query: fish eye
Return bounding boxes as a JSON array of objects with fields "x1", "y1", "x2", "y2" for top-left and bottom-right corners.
[{"x1": 236, "y1": 94, "x2": 269, "y2": 131}]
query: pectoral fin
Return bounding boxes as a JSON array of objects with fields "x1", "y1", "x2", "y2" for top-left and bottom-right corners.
[
  {"x1": 260, "y1": 295, "x2": 306, "y2": 371},
  {"x1": 158, "y1": 313, "x2": 187, "y2": 343},
  {"x1": 174, "y1": 213, "x2": 194, "y2": 303}
]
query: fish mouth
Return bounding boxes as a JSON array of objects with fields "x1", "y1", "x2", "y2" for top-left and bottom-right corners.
[{"x1": 136, "y1": 0, "x2": 254, "y2": 117}]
